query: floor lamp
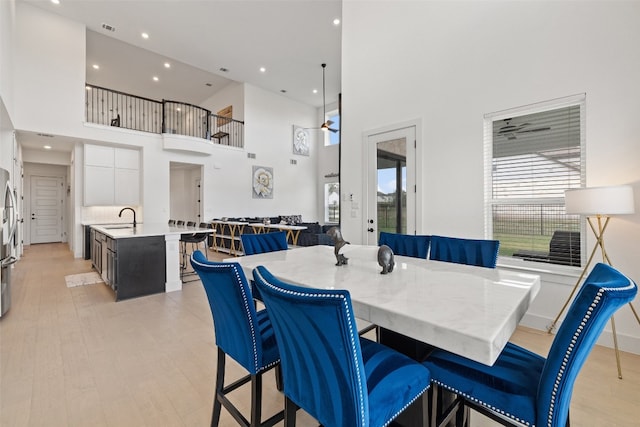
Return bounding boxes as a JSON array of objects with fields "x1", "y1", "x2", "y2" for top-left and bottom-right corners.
[{"x1": 547, "y1": 185, "x2": 639, "y2": 379}]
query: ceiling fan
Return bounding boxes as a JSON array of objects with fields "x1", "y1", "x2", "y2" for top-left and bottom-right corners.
[
  {"x1": 497, "y1": 118, "x2": 550, "y2": 140},
  {"x1": 306, "y1": 63, "x2": 338, "y2": 133}
]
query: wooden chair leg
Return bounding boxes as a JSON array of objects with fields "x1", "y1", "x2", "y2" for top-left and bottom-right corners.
[
  {"x1": 211, "y1": 350, "x2": 225, "y2": 427},
  {"x1": 284, "y1": 397, "x2": 297, "y2": 427},
  {"x1": 250, "y1": 373, "x2": 262, "y2": 427},
  {"x1": 275, "y1": 365, "x2": 283, "y2": 392}
]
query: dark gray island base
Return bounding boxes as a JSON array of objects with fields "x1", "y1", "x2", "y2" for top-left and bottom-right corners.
[
  {"x1": 91, "y1": 228, "x2": 165, "y2": 301},
  {"x1": 110, "y1": 235, "x2": 166, "y2": 301},
  {"x1": 89, "y1": 223, "x2": 214, "y2": 301}
]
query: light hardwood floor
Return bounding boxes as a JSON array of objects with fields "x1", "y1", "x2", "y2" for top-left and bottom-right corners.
[{"x1": 1, "y1": 243, "x2": 639, "y2": 426}]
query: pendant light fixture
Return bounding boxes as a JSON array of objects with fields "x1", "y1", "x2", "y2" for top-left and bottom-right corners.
[{"x1": 320, "y1": 63, "x2": 338, "y2": 133}]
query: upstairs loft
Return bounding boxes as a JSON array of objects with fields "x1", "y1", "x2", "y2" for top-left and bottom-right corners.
[{"x1": 85, "y1": 84, "x2": 244, "y2": 149}]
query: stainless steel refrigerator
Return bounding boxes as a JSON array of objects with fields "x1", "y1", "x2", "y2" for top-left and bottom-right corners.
[{"x1": 1, "y1": 167, "x2": 17, "y2": 317}]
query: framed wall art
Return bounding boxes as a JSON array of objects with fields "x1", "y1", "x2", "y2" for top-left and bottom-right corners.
[
  {"x1": 292, "y1": 125, "x2": 310, "y2": 156},
  {"x1": 252, "y1": 166, "x2": 274, "y2": 199}
]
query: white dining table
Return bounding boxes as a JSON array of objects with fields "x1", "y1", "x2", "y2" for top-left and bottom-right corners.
[{"x1": 229, "y1": 244, "x2": 540, "y2": 366}]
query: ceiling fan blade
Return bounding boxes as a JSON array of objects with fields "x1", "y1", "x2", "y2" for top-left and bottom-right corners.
[{"x1": 517, "y1": 126, "x2": 551, "y2": 133}]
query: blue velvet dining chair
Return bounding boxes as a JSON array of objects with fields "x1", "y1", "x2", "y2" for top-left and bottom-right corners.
[
  {"x1": 423, "y1": 262, "x2": 637, "y2": 427},
  {"x1": 429, "y1": 235, "x2": 500, "y2": 268},
  {"x1": 241, "y1": 231, "x2": 288, "y2": 255},
  {"x1": 189, "y1": 251, "x2": 283, "y2": 427},
  {"x1": 378, "y1": 231, "x2": 431, "y2": 259},
  {"x1": 252, "y1": 265, "x2": 431, "y2": 427}
]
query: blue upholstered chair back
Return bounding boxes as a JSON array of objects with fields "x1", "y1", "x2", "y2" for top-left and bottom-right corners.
[
  {"x1": 241, "y1": 231, "x2": 288, "y2": 255},
  {"x1": 190, "y1": 251, "x2": 270, "y2": 374},
  {"x1": 378, "y1": 232, "x2": 431, "y2": 259},
  {"x1": 429, "y1": 235, "x2": 500, "y2": 268},
  {"x1": 253, "y1": 266, "x2": 369, "y2": 427},
  {"x1": 536, "y1": 262, "x2": 637, "y2": 426}
]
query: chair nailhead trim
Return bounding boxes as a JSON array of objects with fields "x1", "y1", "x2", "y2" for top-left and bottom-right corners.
[
  {"x1": 381, "y1": 384, "x2": 430, "y2": 427},
  {"x1": 431, "y1": 380, "x2": 533, "y2": 426},
  {"x1": 546, "y1": 280, "x2": 634, "y2": 427},
  {"x1": 432, "y1": 277, "x2": 635, "y2": 427},
  {"x1": 192, "y1": 259, "x2": 280, "y2": 372},
  {"x1": 254, "y1": 268, "x2": 369, "y2": 427}
]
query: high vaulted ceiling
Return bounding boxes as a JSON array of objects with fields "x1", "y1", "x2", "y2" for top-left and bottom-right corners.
[{"x1": 21, "y1": 0, "x2": 342, "y2": 108}]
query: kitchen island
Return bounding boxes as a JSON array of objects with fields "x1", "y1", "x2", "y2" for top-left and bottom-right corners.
[{"x1": 90, "y1": 223, "x2": 214, "y2": 301}]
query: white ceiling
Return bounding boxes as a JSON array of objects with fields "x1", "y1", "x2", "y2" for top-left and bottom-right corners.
[{"x1": 19, "y1": 0, "x2": 342, "y2": 152}]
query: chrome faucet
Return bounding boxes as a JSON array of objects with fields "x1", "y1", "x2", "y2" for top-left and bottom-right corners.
[{"x1": 118, "y1": 207, "x2": 137, "y2": 228}]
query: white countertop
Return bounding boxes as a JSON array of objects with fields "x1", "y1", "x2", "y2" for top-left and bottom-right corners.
[
  {"x1": 231, "y1": 244, "x2": 540, "y2": 366},
  {"x1": 91, "y1": 223, "x2": 214, "y2": 239},
  {"x1": 248, "y1": 223, "x2": 308, "y2": 231}
]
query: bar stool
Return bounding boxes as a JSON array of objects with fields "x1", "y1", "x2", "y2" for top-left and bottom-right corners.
[
  {"x1": 179, "y1": 221, "x2": 203, "y2": 281},
  {"x1": 190, "y1": 252, "x2": 284, "y2": 427}
]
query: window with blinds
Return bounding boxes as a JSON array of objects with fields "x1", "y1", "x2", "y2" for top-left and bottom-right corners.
[{"x1": 485, "y1": 98, "x2": 585, "y2": 267}]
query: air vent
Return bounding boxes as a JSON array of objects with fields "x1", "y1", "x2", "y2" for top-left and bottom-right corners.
[
  {"x1": 247, "y1": 153, "x2": 256, "y2": 159},
  {"x1": 290, "y1": 159, "x2": 297, "y2": 165},
  {"x1": 102, "y1": 23, "x2": 116, "y2": 32}
]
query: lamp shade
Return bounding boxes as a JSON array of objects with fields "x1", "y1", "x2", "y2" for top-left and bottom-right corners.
[{"x1": 565, "y1": 185, "x2": 635, "y2": 215}]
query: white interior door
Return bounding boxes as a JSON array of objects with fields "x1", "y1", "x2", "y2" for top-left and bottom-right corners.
[
  {"x1": 195, "y1": 178, "x2": 202, "y2": 223},
  {"x1": 30, "y1": 175, "x2": 63, "y2": 244},
  {"x1": 365, "y1": 126, "x2": 416, "y2": 245}
]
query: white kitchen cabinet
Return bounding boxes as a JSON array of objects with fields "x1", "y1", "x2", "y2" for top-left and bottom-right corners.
[
  {"x1": 84, "y1": 144, "x2": 140, "y2": 206},
  {"x1": 85, "y1": 144, "x2": 114, "y2": 167},
  {"x1": 84, "y1": 165, "x2": 115, "y2": 206},
  {"x1": 115, "y1": 148, "x2": 139, "y2": 170},
  {"x1": 114, "y1": 168, "x2": 140, "y2": 205}
]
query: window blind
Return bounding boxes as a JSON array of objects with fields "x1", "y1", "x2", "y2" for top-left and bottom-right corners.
[{"x1": 485, "y1": 99, "x2": 585, "y2": 267}]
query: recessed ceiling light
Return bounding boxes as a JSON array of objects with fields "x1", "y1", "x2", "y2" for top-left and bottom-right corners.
[
  {"x1": 259, "y1": 67, "x2": 266, "y2": 73},
  {"x1": 333, "y1": 18, "x2": 341, "y2": 26},
  {"x1": 141, "y1": 32, "x2": 149, "y2": 39},
  {"x1": 92, "y1": 64, "x2": 99, "y2": 70},
  {"x1": 152, "y1": 76, "x2": 159, "y2": 81},
  {"x1": 51, "y1": 0, "x2": 60, "y2": 5},
  {"x1": 164, "y1": 62, "x2": 171, "y2": 68},
  {"x1": 205, "y1": 83, "x2": 212, "y2": 87},
  {"x1": 44, "y1": 145, "x2": 52, "y2": 150},
  {"x1": 219, "y1": 67, "x2": 229, "y2": 73},
  {"x1": 313, "y1": 89, "x2": 318, "y2": 94},
  {"x1": 280, "y1": 89, "x2": 287, "y2": 93}
]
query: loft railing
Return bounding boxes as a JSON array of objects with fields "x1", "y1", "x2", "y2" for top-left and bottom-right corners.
[
  {"x1": 85, "y1": 84, "x2": 245, "y2": 148},
  {"x1": 209, "y1": 113, "x2": 245, "y2": 148},
  {"x1": 163, "y1": 100, "x2": 210, "y2": 139},
  {"x1": 85, "y1": 84, "x2": 163, "y2": 133}
]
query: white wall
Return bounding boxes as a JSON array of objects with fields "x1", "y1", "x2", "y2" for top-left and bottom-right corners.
[
  {"x1": 0, "y1": 0, "x2": 15, "y2": 115},
  {"x1": 0, "y1": 100, "x2": 14, "y2": 173},
  {"x1": 341, "y1": 1, "x2": 640, "y2": 352},
  {"x1": 13, "y1": 2, "x2": 85, "y2": 134},
  {"x1": 200, "y1": 82, "x2": 245, "y2": 120}
]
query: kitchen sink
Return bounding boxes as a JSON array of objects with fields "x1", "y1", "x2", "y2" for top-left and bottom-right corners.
[{"x1": 103, "y1": 225, "x2": 134, "y2": 229}]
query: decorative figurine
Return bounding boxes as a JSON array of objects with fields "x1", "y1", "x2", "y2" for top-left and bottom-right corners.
[
  {"x1": 378, "y1": 245, "x2": 395, "y2": 274},
  {"x1": 327, "y1": 227, "x2": 350, "y2": 266}
]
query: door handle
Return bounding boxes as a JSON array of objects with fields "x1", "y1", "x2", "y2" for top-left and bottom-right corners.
[{"x1": 1, "y1": 256, "x2": 17, "y2": 267}]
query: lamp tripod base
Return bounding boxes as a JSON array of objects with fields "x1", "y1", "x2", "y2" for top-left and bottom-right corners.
[{"x1": 546, "y1": 215, "x2": 640, "y2": 379}]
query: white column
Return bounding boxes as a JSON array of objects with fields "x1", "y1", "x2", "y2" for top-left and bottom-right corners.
[{"x1": 165, "y1": 233, "x2": 182, "y2": 292}]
